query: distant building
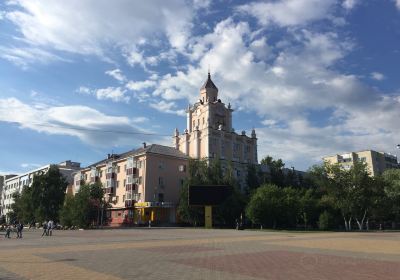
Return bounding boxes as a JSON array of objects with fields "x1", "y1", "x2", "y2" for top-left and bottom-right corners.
[
  {"x1": 72, "y1": 144, "x2": 188, "y2": 226},
  {"x1": 1, "y1": 161, "x2": 80, "y2": 220},
  {"x1": 173, "y1": 73, "x2": 258, "y2": 190},
  {"x1": 0, "y1": 174, "x2": 17, "y2": 218},
  {"x1": 323, "y1": 150, "x2": 399, "y2": 176}
]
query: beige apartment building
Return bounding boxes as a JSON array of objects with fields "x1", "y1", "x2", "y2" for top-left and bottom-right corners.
[
  {"x1": 323, "y1": 150, "x2": 399, "y2": 176},
  {"x1": 1, "y1": 161, "x2": 80, "y2": 221},
  {"x1": 173, "y1": 73, "x2": 258, "y2": 190},
  {"x1": 72, "y1": 144, "x2": 188, "y2": 226}
]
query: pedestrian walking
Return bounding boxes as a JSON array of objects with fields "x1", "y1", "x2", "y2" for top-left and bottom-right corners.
[
  {"x1": 41, "y1": 221, "x2": 48, "y2": 237},
  {"x1": 17, "y1": 222, "x2": 23, "y2": 239},
  {"x1": 5, "y1": 225, "x2": 11, "y2": 238},
  {"x1": 48, "y1": 220, "x2": 54, "y2": 236}
]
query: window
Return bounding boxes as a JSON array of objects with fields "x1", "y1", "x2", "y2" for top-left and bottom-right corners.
[
  {"x1": 123, "y1": 195, "x2": 125, "y2": 202},
  {"x1": 178, "y1": 165, "x2": 186, "y2": 172},
  {"x1": 117, "y1": 166, "x2": 121, "y2": 173},
  {"x1": 158, "y1": 193, "x2": 164, "y2": 202},
  {"x1": 123, "y1": 179, "x2": 126, "y2": 186},
  {"x1": 158, "y1": 162, "x2": 165, "y2": 170},
  {"x1": 116, "y1": 181, "x2": 119, "y2": 188},
  {"x1": 159, "y1": 177, "x2": 164, "y2": 186},
  {"x1": 115, "y1": 196, "x2": 119, "y2": 203},
  {"x1": 139, "y1": 176, "x2": 142, "y2": 185}
]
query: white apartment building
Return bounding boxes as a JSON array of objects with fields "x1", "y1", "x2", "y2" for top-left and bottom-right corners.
[{"x1": 1, "y1": 160, "x2": 80, "y2": 219}]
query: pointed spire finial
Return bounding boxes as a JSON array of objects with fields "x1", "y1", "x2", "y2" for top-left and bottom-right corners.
[{"x1": 208, "y1": 64, "x2": 210, "y2": 77}]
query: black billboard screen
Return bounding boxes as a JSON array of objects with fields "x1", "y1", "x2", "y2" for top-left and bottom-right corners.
[{"x1": 188, "y1": 185, "x2": 233, "y2": 206}]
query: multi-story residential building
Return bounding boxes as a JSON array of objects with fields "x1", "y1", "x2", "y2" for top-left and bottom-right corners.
[
  {"x1": 0, "y1": 174, "x2": 17, "y2": 218},
  {"x1": 173, "y1": 72, "x2": 258, "y2": 190},
  {"x1": 323, "y1": 150, "x2": 399, "y2": 176},
  {"x1": 72, "y1": 144, "x2": 188, "y2": 226},
  {"x1": 1, "y1": 161, "x2": 80, "y2": 220}
]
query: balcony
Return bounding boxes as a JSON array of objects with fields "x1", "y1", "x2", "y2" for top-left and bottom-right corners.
[
  {"x1": 126, "y1": 167, "x2": 137, "y2": 176},
  {"x1": 90, "y1": 176, "x2": 99, "y2": 183},
  {"x1": 105, "y1": 187, "x2": 114, "y2": 194},
  {"x1": 106, "y1": 172, "x2": 116, "y2": 179},
  {"x1": 125, "y1": 183, "x2": 136, "y2": 192},
  {"x1": 125, "y1": 200, "x2": 134, "y2": 208}
]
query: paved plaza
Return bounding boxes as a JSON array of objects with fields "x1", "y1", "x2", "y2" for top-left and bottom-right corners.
[{"x1": 1, "y1": 228, "x2": 400, "y2": 279}]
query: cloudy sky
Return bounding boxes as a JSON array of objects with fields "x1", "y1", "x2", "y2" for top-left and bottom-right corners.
[{"x1": 0, "y1": 0, "x2": 400, "y2": 173}]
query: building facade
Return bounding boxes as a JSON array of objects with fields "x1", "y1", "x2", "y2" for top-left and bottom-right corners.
[
  {"x1": 173, "y1": 73, "x2": 258, "y2": 189},
  {"x1": 323, "y1": 150, "x2": 399, "y2": 176},
  {"x1": 72, "y1": 144, "x2": 188, "y2": 226},
  {"x1": 1, "y1": 161, "x2": 80, "y2": 220},
  {"x1": 0, "y1": 174, "x2": 17, "y2": 218}
]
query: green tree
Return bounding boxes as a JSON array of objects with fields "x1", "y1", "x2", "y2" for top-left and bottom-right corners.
[
  {"x1": 246, "y1": 163, "x2": 260, "y2": 192},
  {"x1": 59, "y1": 194, "x2": 75, "y2": 227},
  {"x1": 29, "y1": 166, "x2": 68, "y2": 221},
  {"x1": 246, "y1": 184, "x2": 284, "y2": 228},
  {"x1": 59, "y1": 182, "x2": 105, "y2": 228},
  {"x1": 298, "y1": 189, "x2": 318, "y2": 230},
  {"x1": 324, "y1": 161, "x2": 379, "y2": 231},
  {"x1": 177, "y1": 182, "x2": 204, "y2": 226},
  {"x1": 380, "y1": 169, "x2": 400, "y2": 224},
  {"x1": 260, "y1": 156, "x2": 285, "y2": 187}
]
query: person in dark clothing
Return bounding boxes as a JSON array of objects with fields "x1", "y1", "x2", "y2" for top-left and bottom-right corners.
[
  {"x1": 16, "y1": 222, "x2": 23, "y2": 238},
  {"x1": 41, "y1": 221, "x2": 48, "y2": 237},
  {"x1": 5, "y1": 225, "x2": 11, "y2": 238}
]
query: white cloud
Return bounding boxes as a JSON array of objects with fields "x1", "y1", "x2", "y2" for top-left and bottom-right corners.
[
  {"x1": 105, "y1": 69, "x2": 126, "y2": 83},
  {"x1": 193, "y1": 0, "x2": 211, "y2": 9},
  {"x1": 371, "y1": 72, "x2": 385, "y2": 81},
  {"x1": 3, "y1": 0, "x2": 193, "y2": 65},
  {"x1": 395, "y1": 0, "x2": 400, "y2": 9},
  {"x1": 342, "y1": 0, "x2": 359, "y2": 10},
  {"x1": 0, "y1": 46, "x2": 66, "y2": 68},
  {"x1": 148, "y1": 18, "x2": 400, "y2": 169},
  {"x1": 95, "y1": 87, "x2": 130, "y2": 103},
  {"x1": 126, "y1": 80, "x2": 157, "y2": 91},
  {"x1": 237, "y1": 0, "x2": 336, "y2": 27},
  {"x1": 0, "y1": 98, "x2": 154, "y2": 147},
  {"x1": 149, "y1": 100, "x2": 186, "y2": 116},
  {"x1": 21, "y1": 163, "x2": 41, "y2": 169},
  {"x1": 76, "y1": 86, "x2": 92, "y2": 95}
]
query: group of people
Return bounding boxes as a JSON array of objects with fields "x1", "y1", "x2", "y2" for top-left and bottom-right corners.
[
  {"x1": 41, "y1": 220, "x2": 54, "y2": 237},
  {"x1": 4, "y1": 221, "x2": 24, "y2": 238}
]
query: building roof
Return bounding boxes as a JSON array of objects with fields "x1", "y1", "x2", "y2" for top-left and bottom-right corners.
[
  {"x1": 323, "y1": 149, "x2": 398, "y2": 160},
  {"x1": 86, "y1": 144, "x2": 189, "y2": 169},
  {"x1": 200, "y1": 72, "x2": 218, "y2": 91}
]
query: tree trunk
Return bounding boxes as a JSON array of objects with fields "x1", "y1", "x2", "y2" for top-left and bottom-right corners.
[
  {"x1": 343, "y1": 216, "x2": 348, "y2": 231},
  {"x1": 356, "y1": 210, "x2": 367, "y2": 231},
  {"x1": 349, "y1": 217, "x2": 352, "y2": 231}
]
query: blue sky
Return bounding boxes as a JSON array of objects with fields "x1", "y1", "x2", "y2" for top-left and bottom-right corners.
[{"x1": 0, "y1": 0, "x2": 400, "y2": 173}]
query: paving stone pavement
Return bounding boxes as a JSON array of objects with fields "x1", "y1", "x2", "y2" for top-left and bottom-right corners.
[{"x1": 1, "y1": 228, "x2": 400, "y2": 280}]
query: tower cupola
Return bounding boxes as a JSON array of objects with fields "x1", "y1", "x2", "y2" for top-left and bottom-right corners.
[{"x1": 200, "y1": 72, "x2": 218, "y2": 103}]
